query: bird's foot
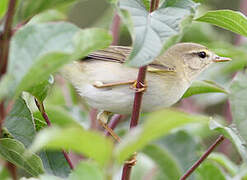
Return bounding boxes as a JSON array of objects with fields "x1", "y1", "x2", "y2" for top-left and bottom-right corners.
[
  {"x1": 125, "y1": 152, "x2": 137, "y2": 167},
  {"x1": 130, "y1": 80, "x2": 147, "y2": 92},
  {"x1": 97, "y1": 111, "x2": 121, "y2": 143}
]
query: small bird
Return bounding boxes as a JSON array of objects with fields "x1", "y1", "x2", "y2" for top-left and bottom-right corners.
[{"x1": 61, "y1": 43, "x2": 230, "y2": 141}]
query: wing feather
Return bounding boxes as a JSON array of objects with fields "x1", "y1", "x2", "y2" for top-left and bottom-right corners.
[
  {"x1": 87, "y1": 46, "x2": 131, "y2": 63},
  {"x1": 86, "y1": 46, "x2": 176, "y2": 73}
]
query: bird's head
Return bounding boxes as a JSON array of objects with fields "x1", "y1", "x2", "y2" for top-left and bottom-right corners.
[{"x1": 162, "y1": 43, "x2": 231, "y2": 83}]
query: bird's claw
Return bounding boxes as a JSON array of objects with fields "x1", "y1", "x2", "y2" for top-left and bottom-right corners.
[
  {"x1": 130, "y1": 81, "x2": 147, "y2": 92},
  {"x1": 125, "y1": 152, "x2": 137, "y2": 167}
]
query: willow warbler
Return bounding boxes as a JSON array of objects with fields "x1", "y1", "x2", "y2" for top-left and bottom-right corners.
[{"x1": 62, "y1": 43, "x2": 230, "y2": 115}]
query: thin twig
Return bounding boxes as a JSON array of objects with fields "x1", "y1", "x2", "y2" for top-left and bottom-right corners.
[
  {"x1": 154, "y1": 0, "x2": 160, "y2": 10},
  {"x1": 0, "y1": 102, "x2": 5, "y2": 136},
  {"x1": 121, "y1": 1, "x2": 159, "y2": 180},
  {"x1": 35, "y1": 99, "x2": 74, "y2": 169},
  {"x1": 180, "y1": 135, "x2": 225, "y2": 180},
  {"x1": 149, "y1": 0, "x2": 155, "y2": 13},
  {"x1": 129, "y1": 66, "x2": 147, "y2": 128},
  {"x1": 6, "y1": 161, "x2": 17, "y2": 180},
  {"x1": 0, "y1": 1, "x2": 17, "y2": 178},
  {"x1": 0, "y1": 0, "x2": 17, "y2": 77},
  {"x1": 0, "y1": 0, "x2": 17, "y2": 135},
  {"x1": 62, "y1": 150, "x2": 74, "y2": 170},
  {"x1": 121, "y1": 66, "x2": 148, "y2": 180}
]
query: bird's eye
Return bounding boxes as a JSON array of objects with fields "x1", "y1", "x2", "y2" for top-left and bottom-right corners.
[{"x1": 198, "y1": 51, "x2": 207, "y2": 58}]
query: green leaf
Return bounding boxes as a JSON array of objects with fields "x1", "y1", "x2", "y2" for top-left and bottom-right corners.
[
  {"x1": 206, "y1": 42, "x2": 247, "y2": 75},
  {"x1": 7, "y1": 22, "x2": 76, "y2": 99},
  {"x1": 182, "y1": 80, "x2": 228, "y2": 98},
  {"x1": 182, "y1": 23, "x2": 221, "y2": 43},
  {"x1": 34, "y1": 111, "x2": 74, "y2": 177},
  {"x1": 44, "y1": 84, "x2": 67, "y2": 106},
  {"x1": 28, "y1": 9, "x2": 67, "y2": 24},
  {"x1": 3, "y1": 96, "x2": 72, "y2": 177},
  {"x1": 37, "y1": 174, "x2": 64, "y2": 180},
  {"x1": 208, "y1": 153, "x2": 238, "y2": 176},
  {"x1": 161, "y1": 130, "x2": 201, "y2": 175},
  {"x1": 39, "y1": 151, "x2": 71, "y2": 178},
  {"x1": 117, "y1": 0, "x2": 198, "y2": 66},
  {"x1": 142, "y1": 144, "x2": 182, "y2": 180},
  {"x1": 6, "y1": 22, "x2": 112, "y2": 100},
  {"x1": 130, "y1": 154, "x2": 156, "y2": 180},
  {"x1": 15, "y1": 0, "x2": 76, "y2": 22},
  {"x1": 0, "y1": 74, "x2": 14, "y2": 101},
  {"x1": 209, "y1": 120, "x2": 247, "y2": 163},
  {"x1": 72, "y1": 28, "x2": 113, "y2": 58},
  {"x1": 4, "y1": 97, "x2": 36, "y2": 147},
  {"x1": 207, "y1": 42, "x2": 247, "y2": 60},
  {"x1": 0, "y1": 0, "x2": 8, "y2": 19},
  {"x1": 0, "y1": 165, "x2": 10, "y2": 180},
  {"x1": 115, "y1": 109, "x2": 208, "y2": 163},
  {"x1": 233, "y1": 165, "x2": 247, "y2": 180},
  {"x1": 68, "y1": 161, "x2": 104, "y2": 180},
  {"x1": 141, "y1": 0, "x2": 151, "y2": 10},
  {"x1": 0, "y1": 138, "x2": 44, "y2": 176},
  {"x1": 16, "y1": 52, "x2": 70, "y2": 101},
  {"x1": 33, "y1": 106, "x2": 81, "y2": 128},
  {"x1": 229, "y1": 72, "x2": 247, "y2": 142},
  {"x1": 195, "y1": 161, "x2": 226, "y2": 180},
  {"x1": 29, "y1": 126, "x2": 113, "y2": 165},
  {"x1": 3, "y1": 97, "x2": 72, "y2": 176},
  {"x1": 26, "y1": 76, "x2": 53, "y2": 102},
  {"x1": 196, "y1": 10, "x2": 247, "y2": 37}
]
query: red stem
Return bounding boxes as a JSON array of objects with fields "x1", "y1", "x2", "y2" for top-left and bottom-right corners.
[
  {"x1": 154, "y1": 0, "x2": 159, "y2": 10},
  {"x1": 180, "y1": 135, "x2": 225, "y2": 180},
  {"x1": 122, "y1": 164, "x2": 132, "y2": 180},
  {"x1": 35, "y1": 99, "x2": 74, "y2": 170},
  {"x1": 62, "y1": 150, "x2": 75, "y2": 170},
  {"x1": 6, "y1": 162, "x2": 17, "y2": 180},
  {"x1": 121, "y1": 67, "x2": 148, "y2": 180},
  {"x1": 129, "y1": 66, "x2": 147, "y2": 128},
  {"x1": 0, "y1": 1, "x2": 17, "y2": 178},
  {"x1": 0, "y1": 0, "x2": 17, "y2": 76},
  {"x1": 0, "y1": 102, "x2": 5, "y2": 136},
  {"x1": 121, "y1": 1, "x2": 159, "y2": 180}
]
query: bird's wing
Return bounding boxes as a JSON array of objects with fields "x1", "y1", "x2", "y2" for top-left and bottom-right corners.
[
  {"x1": 87, "y1": 46, "x2": 130, "y2": 63},
  {"x1": 86, "y1": 46, "x2": 176, "y2": 73}
]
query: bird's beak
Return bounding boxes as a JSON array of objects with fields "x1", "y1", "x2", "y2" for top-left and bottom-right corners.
[{"x1": 213, "y1": 56, "x2": 232, "y2": 62}]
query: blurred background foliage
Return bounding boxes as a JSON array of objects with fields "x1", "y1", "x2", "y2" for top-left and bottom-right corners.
[{"x1": 1, "y1": 0, "x2": 247, "y2": 179}]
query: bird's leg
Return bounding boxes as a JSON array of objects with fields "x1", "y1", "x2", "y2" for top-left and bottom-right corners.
[
  {"x1": 97, "y1": 111, "x2": 137, "y2": 165},
  {"x1": 130, "y1": 80, "x2": 147, "y2": 92},
  {"x1": 93, "y1": 80, "x2": 136, "y2": 88},
  {"x1": 97, "y1": 111, "x2": 121, "y2": 143},
  {"x1": 93, "y1": 80, "x2": 147, "y2": 93}
]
